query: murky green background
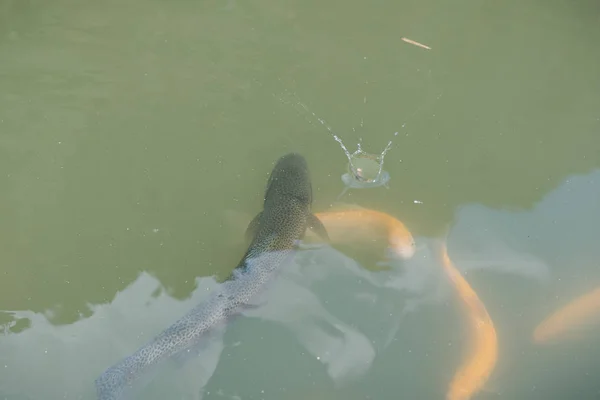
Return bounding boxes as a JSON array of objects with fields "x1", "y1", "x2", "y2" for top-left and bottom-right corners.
[{"x1": 1, "y1": 0, "x2": 600, "y2": 398}]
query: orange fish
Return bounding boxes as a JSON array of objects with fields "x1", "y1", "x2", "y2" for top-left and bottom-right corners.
[
  {"x1": 225, "y1": 204, "x2": 415, "y2": 260},
  {"x1": 313, "y1": 206, "x2": 416, "y2": 260},
  {"x1": 532, "y1": 286, "x2": 600, "y2": 344},
  {"x1": 440, "y1": 243, "x2": 498, "y2": 400}
]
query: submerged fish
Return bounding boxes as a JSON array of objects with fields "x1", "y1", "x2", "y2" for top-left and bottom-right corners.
[
  {"x1": 312, "y1": 203, "x2": 415, "y2": 260},
  {"x1": 95, "y1": 153, "x2": 329, "y2": 400},
  {"x1": 532, "y1": 286, "x2": 600, "y2": 344},
  {"x1": 440, "y1": 242, "x2": 498, "y2": 400}
]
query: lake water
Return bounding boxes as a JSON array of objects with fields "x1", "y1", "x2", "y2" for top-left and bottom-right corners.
[{"x1": 1, "y1": 0, "x2": 600, "y2": 399}]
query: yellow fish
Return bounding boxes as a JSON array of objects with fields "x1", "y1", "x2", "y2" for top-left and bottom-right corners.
[
  {"x1": 440, "y1": 243, "x2": 498, "y2": 400},
  {"x1": 311, "y1": 203, "x2": 416, "y2": 260},
  {"x1": 533, "y1": 286, "x2": 600, "y2": 344}
]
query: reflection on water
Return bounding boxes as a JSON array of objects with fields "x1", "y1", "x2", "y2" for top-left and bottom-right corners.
[
  {"x1": 0, "y1": 246, "x2": 420, "y2": 399},
  {"x1": 0, "y1": 200, "x2": 571, "y2": 400},
  {"x1": 1, "y1": 169, "x2": 599, "y2": 399},
  {"x1": 448, "y1": 206, "x2": 552, "y2": 284},
  {"x1": 0, "y1": 272, "x2": 219, "y2": 399},
  {"x1": 2, "y1": 0, "x2": 600, "y2": 329}
]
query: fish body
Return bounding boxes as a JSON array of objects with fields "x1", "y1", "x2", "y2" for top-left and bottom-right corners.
[
  {"x1": 95, "y1": 153, "x2": 328, "y2": 400},
  {"x1": 440, "y1": 243, "x2": 497, "y2": 400},
  {"x1": 533, "y1": 286, "x2": 600, "y2": 344},
  {"x1": 313, "y1": 206, "x2": 415, "y2": 260}
]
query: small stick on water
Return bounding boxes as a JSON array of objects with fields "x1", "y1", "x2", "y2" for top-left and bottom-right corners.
[{"x1": 401, "y1": 37, "x2": 431, "y2": 50}]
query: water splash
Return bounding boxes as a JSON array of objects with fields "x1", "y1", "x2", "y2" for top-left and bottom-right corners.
[
  {"x1": 275, "y1": 70, "x2": 442, "y2": 198},
  {"x1": 336, "y1": 137, "x2": 395, "y2": 199},
  {"x1": 294, "y1": 98, "x2": 393, "y2": 179},
  {"x1": 278, "y1": 91, "x2": 397, "y2": 198}
]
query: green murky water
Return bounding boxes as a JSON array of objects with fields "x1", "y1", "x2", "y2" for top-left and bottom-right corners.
[{"x1": 1, "y1": 0, "x2": 600, "y2": 398}]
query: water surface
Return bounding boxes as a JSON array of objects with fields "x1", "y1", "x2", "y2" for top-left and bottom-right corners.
[{"x1": 1, "y1": 0, "x2": 600, "y2": 398}]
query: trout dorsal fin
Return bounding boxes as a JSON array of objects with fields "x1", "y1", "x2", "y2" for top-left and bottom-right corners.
[
  {"x1": 307, "y1": 214, "x2": 329, "y2": 242},
  {"x1": 244, "y1": 211, "x2": 263, "y2": 244}
]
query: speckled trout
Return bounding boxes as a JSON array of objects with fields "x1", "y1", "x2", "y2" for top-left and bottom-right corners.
[{"x1": 95, "y1": 152, "x2": 329, "y2": 399}]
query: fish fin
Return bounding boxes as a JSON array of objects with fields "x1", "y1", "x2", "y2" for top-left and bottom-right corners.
[
  {"x1": 238, "y1": 285, "x2": 282, "y2": 319},
  {"x1": 244, "y1": 211, "x2": 263, "y2": 243},
  {"x1": 307, "y1": 214, "x2": 330, "y2": 242},
  {"x1": 336, "y1": 186, "x2": 350, "y2": 200}
]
